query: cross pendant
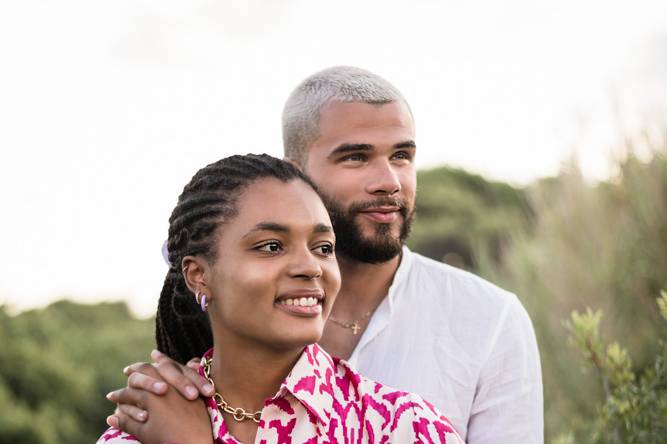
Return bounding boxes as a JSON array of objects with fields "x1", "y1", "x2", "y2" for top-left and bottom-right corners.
[{"x1": 351, "y1": 322, "x2": 361, "y2": 335}]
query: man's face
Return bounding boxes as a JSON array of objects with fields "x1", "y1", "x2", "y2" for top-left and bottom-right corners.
[{"x1": 303, "y1": 101, "x2": 417, "y2": 264}]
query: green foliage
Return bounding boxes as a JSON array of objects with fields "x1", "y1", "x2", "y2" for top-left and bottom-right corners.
[
  {"x1": 0, "y1": 301, "x2": 154, "y2": 444},
  {"x1": 471, "y1": 146, "x2": 667, "y2": 441},
  {"x1": 410, "y1": 165, "x2": 531, "y2": 269},
  {"x1": 562, "y1": 293, "x2": 667, "y2": 443}
]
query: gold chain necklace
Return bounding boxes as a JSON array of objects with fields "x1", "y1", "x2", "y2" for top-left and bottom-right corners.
[
  {"x1": 201, "y1": 356, "x2": 262, "y2": 423},
  {"x1": 328, "y1": 310, "x2": 373, "y2": 335}
]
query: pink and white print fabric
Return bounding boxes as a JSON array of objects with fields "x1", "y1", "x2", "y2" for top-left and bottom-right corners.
[{"x1": 98, "y1": 343, "x2": 464, "y2": 443}]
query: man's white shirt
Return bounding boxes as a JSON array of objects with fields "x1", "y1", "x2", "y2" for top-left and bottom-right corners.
[{"x1": 345, "y1": 247, "x2": 544, "y2": 443}]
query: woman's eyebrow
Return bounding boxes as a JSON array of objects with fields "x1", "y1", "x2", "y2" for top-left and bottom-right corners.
[
  {"x1": 242, "y1": 222, "x2": 333, "y2": 238},
  {"x1": 313, "y1": 223, "x2": 333, "y2": 233},
  {"x1": 242, "y1": 222, "x2": 289, "y2": 238}
]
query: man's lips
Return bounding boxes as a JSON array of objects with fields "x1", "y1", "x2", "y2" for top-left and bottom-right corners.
[{"x1": 359, "y1": 206, "x2": 401, "y2": 223}]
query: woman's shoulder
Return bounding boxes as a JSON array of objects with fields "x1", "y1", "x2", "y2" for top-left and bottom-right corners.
[
  {"x1": 333, "y1": 358, "x2": 465, "y2": 443},
  {"x1": 96, "y1": 427, "x2": 140, "y2": 443}
]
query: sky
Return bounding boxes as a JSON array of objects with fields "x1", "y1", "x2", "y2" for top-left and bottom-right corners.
[{"x1": 1, "y1": 0, "x2": 666, "y2": 317}]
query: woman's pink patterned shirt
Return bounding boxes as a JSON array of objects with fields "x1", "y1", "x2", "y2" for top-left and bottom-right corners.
[{"x1": 98, "y1": 343, "x2": 464, "y2": 443}]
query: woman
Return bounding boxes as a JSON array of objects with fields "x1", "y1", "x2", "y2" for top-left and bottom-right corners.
[{"x1": 98, "y1": 154, "x2": 463, "y2": 443}]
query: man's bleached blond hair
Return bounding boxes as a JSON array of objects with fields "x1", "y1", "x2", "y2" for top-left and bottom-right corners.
[{"x1": 282, "y1": 66, "x2": 410, "y2": 165}]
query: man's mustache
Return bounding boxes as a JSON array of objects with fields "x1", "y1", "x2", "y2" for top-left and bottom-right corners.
[{"x1": 348, "y1": 197, "x2": 411, "y2": 218}]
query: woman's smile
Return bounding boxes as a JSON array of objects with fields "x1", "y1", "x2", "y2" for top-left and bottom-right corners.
[{"x1": 275, "y1": 288, "x2": 325, "y2": 317}]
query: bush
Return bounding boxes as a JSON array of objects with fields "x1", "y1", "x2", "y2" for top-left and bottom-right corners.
[{"x1": 560, "y1": 291, "x2": 667, "y2": 442}]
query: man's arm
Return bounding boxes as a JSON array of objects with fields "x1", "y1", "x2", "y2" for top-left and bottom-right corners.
[{"x1": 466, "y1": 296, "x2": 544, "y2": 443}]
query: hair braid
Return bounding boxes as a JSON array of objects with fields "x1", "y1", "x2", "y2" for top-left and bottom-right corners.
[{"x1": 155, "y1": 153, "x2": 318, "y2": 364}]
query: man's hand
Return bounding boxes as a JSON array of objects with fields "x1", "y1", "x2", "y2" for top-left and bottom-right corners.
[
  {"x1": 124, "y1": 349, "x2": 213, "y2": 402},
  {"x1": 105, "y1": 356, "x2": 214, "y2": 444},
  {"x1": 106, "y1": 350, "x2": 214, "y2": 426}
]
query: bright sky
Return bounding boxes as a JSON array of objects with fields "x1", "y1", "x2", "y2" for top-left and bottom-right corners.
[{"x1": 1, "y1": 0, "x2": 666, "y2": 317}]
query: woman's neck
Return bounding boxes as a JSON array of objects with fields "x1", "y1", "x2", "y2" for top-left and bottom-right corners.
[{"x1": 210, "y1": 335, "x2": 304, "y2": 412}]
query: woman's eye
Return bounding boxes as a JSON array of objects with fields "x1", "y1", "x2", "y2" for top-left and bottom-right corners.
[
  {"x1": 315, "y1": 243, "x2": 335, "y2": 255},
  {"x1": 256, "y1": 241, "x2": 282, "y2": 253}
]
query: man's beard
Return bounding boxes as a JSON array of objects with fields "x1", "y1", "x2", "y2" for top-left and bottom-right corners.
[{"x1": 319, "y1": 193, "x2": 415, "y2": 264}]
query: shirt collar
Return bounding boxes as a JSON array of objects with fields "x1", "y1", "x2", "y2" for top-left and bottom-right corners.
[
  {"x1": 346, "y1": 246, "x2": 415, "y2": 367},
  {"x1": 388, "y1": 245, "x2": 414, "y2": 306},
  {"x1": 273, "y1": 343, "x2": 335, "y2": 427}
]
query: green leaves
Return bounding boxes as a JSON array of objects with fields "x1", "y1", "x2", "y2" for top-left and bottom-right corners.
[
  {"x1": 659, "y1": 290, "x2": 667, "y2": 321},
  {"x1": 564, "y1": 293, "x2": 667, "y2": 443},
  {"x1": 0, "y1": 301, "x2": 154, "y2": 444}
]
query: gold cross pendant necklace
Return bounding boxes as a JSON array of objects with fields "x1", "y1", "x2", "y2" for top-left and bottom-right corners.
[{"x1": 327, "y1": 310, "x2": 373, "y2": 335}]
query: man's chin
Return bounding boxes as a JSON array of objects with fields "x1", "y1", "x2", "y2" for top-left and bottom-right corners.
[
  {"x1": 356, "y1": 218, "x2": 402, "y2": 236},
  {"x1": 338, "y1": 235, "x2": 403, "y2": 264}
]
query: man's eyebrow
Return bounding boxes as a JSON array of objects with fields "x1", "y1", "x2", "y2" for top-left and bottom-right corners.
[
  {"x1": 327, "y1": 143, "x2": 373, "y2": 159},
  {"x1": 242, "y1": 222, "x2": 289, "y2": 238},
  {"x1": 314, "y1": 223, "x2": 333, "y2": 233},
  {"x1": 394, "y1": 140, "x2": 416, "y2": 149}
]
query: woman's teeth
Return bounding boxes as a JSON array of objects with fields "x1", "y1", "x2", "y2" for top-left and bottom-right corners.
[{"x1": 279, "y1": 297, "x2": 319, "y2": 307}]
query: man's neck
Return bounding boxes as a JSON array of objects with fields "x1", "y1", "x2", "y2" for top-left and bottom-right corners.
[
  {"x1": 332, "y1": 251, "x2": 402, "y2": 319},
  {"x1": 317, "y1": 251, "x2": 402, "y2": 359}
]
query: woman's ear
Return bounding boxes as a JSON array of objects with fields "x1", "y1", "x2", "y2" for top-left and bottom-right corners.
[{"x1": 181, "y1": 255, "x2": 211, "y2": 298}]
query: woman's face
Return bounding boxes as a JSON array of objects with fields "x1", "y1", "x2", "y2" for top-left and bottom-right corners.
[{"x1": 205, "y1": 177, "x2": 340, "y2": 351}]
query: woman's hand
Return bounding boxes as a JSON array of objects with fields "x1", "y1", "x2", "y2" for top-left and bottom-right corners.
[{"x1": 106, "y1": 358, "x2": 214, "y2": 444}]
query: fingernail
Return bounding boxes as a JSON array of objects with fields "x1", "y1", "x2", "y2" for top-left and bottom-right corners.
[
  {"x1": 202, "y1": 383, "x2": 214, "y2": 395},
  {"x1": 122, "y1": 366, "x2": 130, "y2": 374},
  {"x1": 151, "y1": 349, "x2": 163, "y2": 359},
  {"x1": 153, "y1": 381, "x2": 167, "y2": 391},
  {"x1": 185, "y1": 385, "x2": 198, "y2": 399},
  {"x1": 106, "y1": 415, "x2": 119, "y2": 428},
  {"x1": 106, "y1": 392, "x2": 115, "y2": 401},
  {"x1": 137, "y1": 411, "x2": 147, "y2": 421}
]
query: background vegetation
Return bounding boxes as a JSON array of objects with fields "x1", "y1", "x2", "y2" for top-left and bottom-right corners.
[
  {"x1": 1, "y1": 133, "x2": 665, "y2": 443},
  {"x1": 0, "y1": 302, "x2": 153, "y2": 443}
]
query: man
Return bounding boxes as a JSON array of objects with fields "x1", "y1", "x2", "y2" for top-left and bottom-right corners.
[{"x1": 109, "y1": 66, "x2": 543, "y2": 442}]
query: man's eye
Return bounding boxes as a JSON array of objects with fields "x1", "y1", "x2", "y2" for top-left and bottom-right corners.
[
  {"x1": 392, "y1": 151, "x2": 411, "y2": 161},
  {"x1": 342, "y1": 153, "x2": 366, "y2": 162},
  {"x1": 256, "y1": 241, "x2": 282, "y2": 253}
]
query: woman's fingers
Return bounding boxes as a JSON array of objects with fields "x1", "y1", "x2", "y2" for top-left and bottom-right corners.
[{"x1": 151, "y1": 349, "x2": 214, "y2": 398}]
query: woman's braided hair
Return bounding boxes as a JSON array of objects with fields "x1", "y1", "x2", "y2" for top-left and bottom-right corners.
[{"x1": 156, "y1": 153, "x2": 318, "y2": 363}]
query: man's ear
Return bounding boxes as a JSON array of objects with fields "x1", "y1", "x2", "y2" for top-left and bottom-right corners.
[
  {"x1": 181, "y1": 255, "x2": 211, "y2": 296},
  {"x1": 283, "y1": 156, "x2": 304, "y2": 172}
]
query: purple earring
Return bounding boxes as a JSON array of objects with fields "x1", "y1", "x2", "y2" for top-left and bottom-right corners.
[{"x1": 195, "y1": 289, "x2": 208, "y2": 312}]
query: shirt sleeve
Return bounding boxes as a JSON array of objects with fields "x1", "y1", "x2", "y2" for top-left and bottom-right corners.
[
  {"x1": 466, "y1": 295, "x2": 544, "y2": 443},
  {"x1": 95, "y1": 427, "x2": 141, "y2": 443}
]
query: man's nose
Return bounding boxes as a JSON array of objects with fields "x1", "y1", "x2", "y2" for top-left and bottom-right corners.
[{"x1": 365, "y1": 160, "x2": 401, "y2": 196}]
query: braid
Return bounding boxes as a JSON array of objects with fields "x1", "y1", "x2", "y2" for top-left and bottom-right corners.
[{"x1": 155, "y1": 154, "x2": 318, "y2": 364}]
